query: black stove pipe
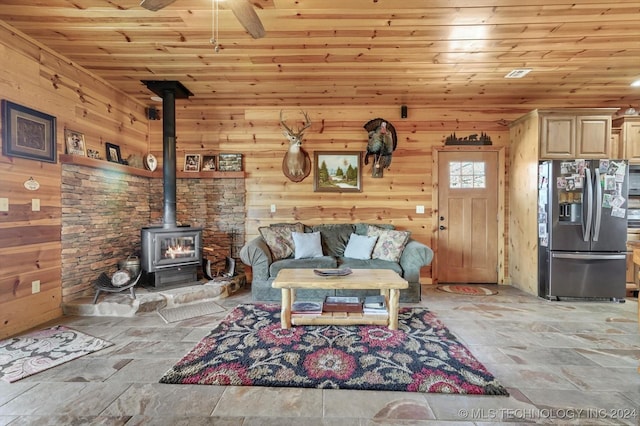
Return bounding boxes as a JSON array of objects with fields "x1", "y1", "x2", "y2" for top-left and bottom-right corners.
[
  {"x1": 161, "y1": 88, "x2": 177, "y2": 229},
  {"x1": 141, "y1": 80, "x2": 193, "y2": 229}
]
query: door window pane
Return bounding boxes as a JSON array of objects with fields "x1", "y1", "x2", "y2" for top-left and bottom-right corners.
[{"x1": 449, "y1": 161, "x2": 486, "y2": 189}]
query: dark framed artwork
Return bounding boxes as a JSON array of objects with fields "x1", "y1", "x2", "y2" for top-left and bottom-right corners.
[
  {"x1": 64, "y1": 129, "x2": 87, "y2": 156},
  {"x1": 105, "y1": 142, "x2": 122, "y2": 163},
  {"x1": 2, "y1": 100, "x2": 57, "y2": 163},
  {"x1": 314, "y1": 151, "x2": 362, "y2": 192},
  {"x1": 202, "y1": 155, "x2": 216, "y2": 171}
]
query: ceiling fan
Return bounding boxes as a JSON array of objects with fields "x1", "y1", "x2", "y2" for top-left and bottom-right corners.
[{"x1": 139, "y1": 0, "x2": 266, "y2": 39}]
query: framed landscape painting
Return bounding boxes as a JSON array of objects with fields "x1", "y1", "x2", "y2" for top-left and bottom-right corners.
[
  {"x1": 2, "y1": 100, "x2": 57, "y2": 163},
  {"x1": 314, "y1": 151, "x2": 362, "y2": 192}
]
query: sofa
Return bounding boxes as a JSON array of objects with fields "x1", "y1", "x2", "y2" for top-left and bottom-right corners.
[{"x1": 239, "y1": 223, "x2": 433, "y2": 303}]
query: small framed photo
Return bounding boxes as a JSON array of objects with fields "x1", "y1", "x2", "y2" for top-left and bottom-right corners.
[
  {"x1": 184, "y1": 154, "x2": 201, "y2": 172},
  {"x1": 105, "y1": 142, "x2": 122, "y2": 163},
  {"x1": 64, "y1": 129, "x2": 87, "y2": 156},
  {"x1": 202, "y1": 155, "x2": 216, "y2": 171},
  {"x1": 314, "y1": 151, "x2": 362, "y2": 192},
  {"x1": 2, "y1": 100, "x2": 57, "y2": 163},
  {"x1": 218, "y1": 153, "x2": 243, "y2": 171}
]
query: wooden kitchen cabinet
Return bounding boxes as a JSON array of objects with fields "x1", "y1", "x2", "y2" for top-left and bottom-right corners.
[
  {"x1": 539, "y1": 109, "x2": 617, "y2": 159},
  {"x1": 612, "y1": 116, "x2": 640, "y2": 162}
]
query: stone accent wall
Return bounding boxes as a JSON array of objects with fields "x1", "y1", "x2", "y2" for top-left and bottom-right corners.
[
  {"x1": 150, "y1": 177, "x2": 246, "y2": 271},
  {"x1": 61, "y1": 165, "x2": 150, "y2": 300},
  {"x1": 61, "y1": 164, "x2": 246, "y2": 302}
]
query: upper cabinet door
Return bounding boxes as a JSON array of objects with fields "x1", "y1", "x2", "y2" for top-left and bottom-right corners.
[
  {"x1": 575, "y1": 115, "x2": 612, "y2": 158},
  {"x1": 539, "y1": 111, "x2": 614, "y2": 159},
  {"x1": 621, "y1": 117, "x2": 640, "y2": 162},
  {"x1": 540, "y1": 115, "x2": 575, "y2": 158}
]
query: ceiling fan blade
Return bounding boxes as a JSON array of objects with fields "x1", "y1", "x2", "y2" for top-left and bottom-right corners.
[
  {"x1": 227, "y1": 0, "x2": 266, "y2": 39},
  {"x1": 139, "y1": 0, "x2": 177, "y2": 12}
]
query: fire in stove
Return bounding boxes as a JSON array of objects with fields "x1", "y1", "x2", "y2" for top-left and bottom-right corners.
[
  {"x1": 141, "y1": 226, "x2": 203, "y2": 273},
  {"x1": 162, "y1": 239, "x2": 196, "y2": 259}
]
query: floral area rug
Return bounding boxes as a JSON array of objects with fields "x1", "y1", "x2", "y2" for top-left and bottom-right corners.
[
  {"x1": 0, "y1": 325, "x2": 113, "y2": 383},
  {"x1": 160, "y1": 303, "x2": 508, "y2": 395}
]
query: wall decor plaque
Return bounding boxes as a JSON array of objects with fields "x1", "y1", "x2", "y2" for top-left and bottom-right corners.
[
  {"x1": 444, "y1": 132, "x2": 492, "y2": 146},
  {"x1": 2, "y1": 100, "x2": 57, "y2": 163}
]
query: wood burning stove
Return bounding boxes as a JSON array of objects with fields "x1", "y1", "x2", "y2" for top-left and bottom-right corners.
[
  {"x1": 141, "y1": 80, "x2": 203, "y2": 288},
  {"x1": 141, "y1": 226, "x2": 202, "y2": 287}
]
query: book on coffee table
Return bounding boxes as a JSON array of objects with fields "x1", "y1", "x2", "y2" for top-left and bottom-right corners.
[
  {"x1": 323, "y1": 296, "x2": 363, "y2": 313},
  {"x1": 363, "y1": 295, "x2": 388, "y2": 315}
]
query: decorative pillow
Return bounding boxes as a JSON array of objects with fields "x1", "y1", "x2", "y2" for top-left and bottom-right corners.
[
  {"x1": 292, "y1": 231, "x2": 324, "y2": 259},
  {"x1": 367, "y1": 225, "x2": 411, "y2": 262},
  {"x1": 258, "y1": 223, "x2": 304, "y2": 260},
  {"x1": 343, "y1": 233, "x2": 378, "y2": 260}
]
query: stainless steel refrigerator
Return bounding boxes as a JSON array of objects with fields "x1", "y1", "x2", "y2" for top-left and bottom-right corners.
[{"x1": 538, "y1": 159, "x2": 628, "y2": 301}]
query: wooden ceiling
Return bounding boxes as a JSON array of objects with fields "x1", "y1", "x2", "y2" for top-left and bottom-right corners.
[{"x1": 1, "y1": 0, "x2": 639, "y2": 110}]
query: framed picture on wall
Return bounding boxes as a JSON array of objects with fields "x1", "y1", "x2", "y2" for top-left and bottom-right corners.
[
  {"x1": 202, "y1": 155, "x2": 216, "y2": 171},
  {"x1": 218, "y1": 153, "x2": 243, "y2": 171},
  {"x1": 2, "y1": 100, "x2": 57, "y2": 163},
  {"x1": 105, "y1": 142, "x2": 121, "y2": 163},
  {"x1": 64, "y1": 129, "x2": 87, "y2": 156},
  {"x1": 184, "y1": 154, "x2": 201, "y2": 172},
  {"x1": 314, "y1": 151, "x2": 362, "y2": 192}
]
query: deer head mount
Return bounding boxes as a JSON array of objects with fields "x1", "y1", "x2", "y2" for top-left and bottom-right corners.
[{"x1": 280, "y1": 110, "x2": 312, "y2": 182}]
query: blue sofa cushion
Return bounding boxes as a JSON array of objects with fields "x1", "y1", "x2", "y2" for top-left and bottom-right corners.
[
  {"x1": 343, "y1": 233, "x2": 378, "y2": 260},
  {"x1": 292, "y1": 231, "x2": 324, "y2": 259}
]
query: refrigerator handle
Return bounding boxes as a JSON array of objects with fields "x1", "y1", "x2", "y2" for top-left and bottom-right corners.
[
  {"x1": 593, "y1": 168, "x2": 602, "y2": 241},
  {"x1": 552, "y1": 253, "x2": 626, "y2": 260},
  {"x1": 582, "y1": 167, "x2": 593, "y2": 242}
]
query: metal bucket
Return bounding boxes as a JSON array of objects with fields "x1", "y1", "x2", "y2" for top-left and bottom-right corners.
[{"x1": 118, "y1": 255, "x2": 140, "y2": 276}]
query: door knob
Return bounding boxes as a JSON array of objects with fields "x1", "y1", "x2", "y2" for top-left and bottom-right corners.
[{"x1": 439, "y1": 225, "x2": 446, "y2": 230}]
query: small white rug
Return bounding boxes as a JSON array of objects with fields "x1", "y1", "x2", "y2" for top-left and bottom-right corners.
[
  {"x1": 0, "y1": 325, "x2": 113, "y2": 383},
  {"x1": 158, "y1": 301, "x2": 226, "y2": 323}
]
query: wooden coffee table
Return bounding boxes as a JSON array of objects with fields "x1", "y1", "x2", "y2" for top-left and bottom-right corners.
[{"x1": 272, "y1": 268, "x2": 408, "y2": 330}]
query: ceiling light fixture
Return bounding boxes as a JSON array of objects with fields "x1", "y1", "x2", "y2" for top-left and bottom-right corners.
[
  {"x1": 504, "y1": 69, "x2": 532, "y2": 79},
  {"x1": 631, "y1": 79, "x2": 640, "y2": 87},
  {"x1": 150, "y1": 96, "x2": 163, "y2": 102}
]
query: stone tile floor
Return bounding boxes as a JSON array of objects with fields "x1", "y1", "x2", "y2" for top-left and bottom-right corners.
[{"x1": 1, "y1": 284, "x2": 639, "y2": 425}]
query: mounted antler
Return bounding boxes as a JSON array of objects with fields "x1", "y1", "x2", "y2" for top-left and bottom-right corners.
[
  {"x1": 280, "y1": 110, "x2": 312, "y2": 180},
  {"x1": 280, "y1": 110, "x2": 311, "y2": 143}
]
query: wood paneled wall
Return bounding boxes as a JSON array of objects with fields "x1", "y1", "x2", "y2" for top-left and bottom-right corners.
[
  {"x1": 0, "y1": 23, "x2": 149, "y2": 338},
  {"x1": 1, "y1": 20, "x2": 533, "y2": 339},
  {"x1": 150, "y1": 106, "x2": 517, "y2": 284},
  {"x1": 508, "y1": 111, "x2": 541, "y2": 294}
]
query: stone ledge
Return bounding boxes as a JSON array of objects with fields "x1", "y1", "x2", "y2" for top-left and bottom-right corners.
[{"x1": 62, "y1": 279, "x2": 244, "y2": 317}]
